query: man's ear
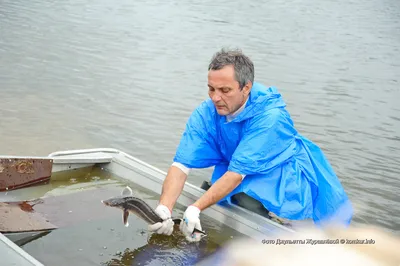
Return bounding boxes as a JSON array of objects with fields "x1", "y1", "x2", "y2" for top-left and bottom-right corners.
[{"x1": 243, "y1": 81, "x2": 252, "y2": 96}]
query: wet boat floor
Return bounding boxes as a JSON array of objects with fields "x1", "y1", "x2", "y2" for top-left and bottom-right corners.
[{"x1": 2, "y1": 167, "x2": 246, "y2": 266}]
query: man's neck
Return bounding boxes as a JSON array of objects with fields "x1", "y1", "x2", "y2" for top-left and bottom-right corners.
[{"x1": 226, "y1": 97, "x2": 249, "y2": 122}]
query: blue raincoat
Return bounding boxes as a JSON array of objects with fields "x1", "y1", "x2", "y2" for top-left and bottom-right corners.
[{"x1": 173, "y1": 82, "x2": 353, "y2": 226}]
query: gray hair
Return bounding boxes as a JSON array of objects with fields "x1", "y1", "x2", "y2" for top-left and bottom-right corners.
[{"x1": 208, "y1": 48, "x2": 255, "y2": 90}]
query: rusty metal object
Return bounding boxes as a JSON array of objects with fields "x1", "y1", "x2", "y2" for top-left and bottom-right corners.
[
  {"x1": 0, "y1": 158, "x2": 53, "y2": 192},
  {"x1": 0, "y1": 202, "x2": 57, "y2": 233}
]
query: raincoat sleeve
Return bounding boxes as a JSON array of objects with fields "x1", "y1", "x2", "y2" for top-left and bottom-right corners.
[
  {"x1": 228, "y1": 109, "x2": 296, "y2": 175},
  {"x1": 173, "y1": 103, "x2": 223, "y2": 169}
]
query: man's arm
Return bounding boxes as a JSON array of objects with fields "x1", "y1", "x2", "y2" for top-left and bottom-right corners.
[
  {"x1": 191, "y1": 171, "x2": 243, "y2": 211},
  {"x1": 159, "y1": 165, "x2": 188, "y2": 212}
]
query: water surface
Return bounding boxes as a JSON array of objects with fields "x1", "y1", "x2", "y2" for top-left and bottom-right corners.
[
  {"x1": 4, "y1": 168, "x2": 237, "y2": 266},
  {"x1": 0, "y1": 0, "x2": 399, "y2": 233}
]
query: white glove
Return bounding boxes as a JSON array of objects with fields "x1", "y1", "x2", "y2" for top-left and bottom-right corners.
[
  {"x1": 179, "y1": 205, "x2": 203, "y2": 242},
  {"x1": 147, "y1": 204, "x2": 174, "y2": 235}
]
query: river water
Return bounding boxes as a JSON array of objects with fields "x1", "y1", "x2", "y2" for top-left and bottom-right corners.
[{"x1": 1, "y1": 0, "x2": 399, "y2": 234}]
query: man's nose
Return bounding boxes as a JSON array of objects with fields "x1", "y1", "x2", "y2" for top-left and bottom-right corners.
[{"x1": 211, "y1": 92, "x2": 222, "y2": 102}]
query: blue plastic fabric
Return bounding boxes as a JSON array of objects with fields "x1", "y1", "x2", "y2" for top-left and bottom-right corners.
[{"x1": 173, "y1": 82, "x2": 353, "y2": 226}]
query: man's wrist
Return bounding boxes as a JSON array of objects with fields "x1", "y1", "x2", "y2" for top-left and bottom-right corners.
[
  {"x1": 190, "y1": 203, "x2": 202, "y2": 212},
  {"x1": 158, "y1": 203, "x2": 173, "y2": 214}
]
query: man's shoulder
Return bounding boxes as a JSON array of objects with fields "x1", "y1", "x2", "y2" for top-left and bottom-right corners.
[
  {"x1": 191, "y1": 99, "x2": 217, "y2": 118},
  {"x1": 185, "y1": 99, "x2": 217, "y2": 128},
  {"x1": 245, "y1": 82, "x2": 288, "y2": 122},
  {"x1": 245, "y1": 102, "x2": 292, "y2": 132},
  {"x1": 198, "y1": 99, "x2": 216, "y2": 111},
  {"x1": 247, "y1": 106, "x2": 285, "y2": 125}
]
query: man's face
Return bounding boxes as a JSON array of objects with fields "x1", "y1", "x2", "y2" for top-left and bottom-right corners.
[{"x1": 208, "y1": 65, "x2": 251, "y2": 116}]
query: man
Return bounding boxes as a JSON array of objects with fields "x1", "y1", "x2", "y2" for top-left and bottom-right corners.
[{"x1": 148, "y1": 48, "x2": 353, "y2": 242}]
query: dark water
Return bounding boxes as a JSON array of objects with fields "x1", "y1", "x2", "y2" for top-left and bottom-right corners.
[
  {"x1": 10, "y1": 168, "x2": 240, "y2": 266},
  {"x1": 0, "y1": 0, "x2": 399, "y2": 234},
  {"x1": 20, "y1": 216, "x2": 222, "y2": 266}
]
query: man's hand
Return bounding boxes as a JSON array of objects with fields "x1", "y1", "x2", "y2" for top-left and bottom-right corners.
[
  {"x1": 149, "y1": 165, "x2": 188, "y2": 236},
  {"x1": 179, "y1": 205, "x2": 203, "y2": 242},
  {"x1": 148, "y1": 204, "x2": 174, "y2": 235}
]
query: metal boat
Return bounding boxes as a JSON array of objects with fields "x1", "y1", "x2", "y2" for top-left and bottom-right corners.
[{"x1": 0, "y1": 148, "x2": 294, "y2": 266}]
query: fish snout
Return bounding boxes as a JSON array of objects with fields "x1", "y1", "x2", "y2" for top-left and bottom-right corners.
[{"x1": 101, "y1": 199, "x2": 110, "y2": 206}]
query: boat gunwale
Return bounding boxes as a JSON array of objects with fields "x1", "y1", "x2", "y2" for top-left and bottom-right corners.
[{"x1": 49, "y1": 148, "x2": 295, "y2": 236}]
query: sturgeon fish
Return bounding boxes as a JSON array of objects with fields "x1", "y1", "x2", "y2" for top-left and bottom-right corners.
[{"x1": 101, "y1": 186, "x2": 207, "y2": 237}]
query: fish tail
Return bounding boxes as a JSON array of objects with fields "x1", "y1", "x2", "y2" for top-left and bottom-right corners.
[{"x1": 172, "y1": 218, "x2": 207, "y2": 236}]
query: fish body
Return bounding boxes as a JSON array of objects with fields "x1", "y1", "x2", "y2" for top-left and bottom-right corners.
[{"x1": 102, "y1": 186, "x2": 207, "y2": 238}]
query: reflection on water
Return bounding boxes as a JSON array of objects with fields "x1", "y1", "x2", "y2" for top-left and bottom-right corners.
[
  {"x1": 20, "y1": 221, "x2": 221, "y2": 266},
  {"x1": 0, "y1": 0, "x2": 399, "y2": 234},
  {"x1": 103, "y1": 233, "x2": 220, "y2": 266}
]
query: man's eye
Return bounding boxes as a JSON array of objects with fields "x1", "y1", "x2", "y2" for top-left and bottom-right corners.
[{"x1": 222, "y1": 88, "x2": 230, "y2": 93}]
